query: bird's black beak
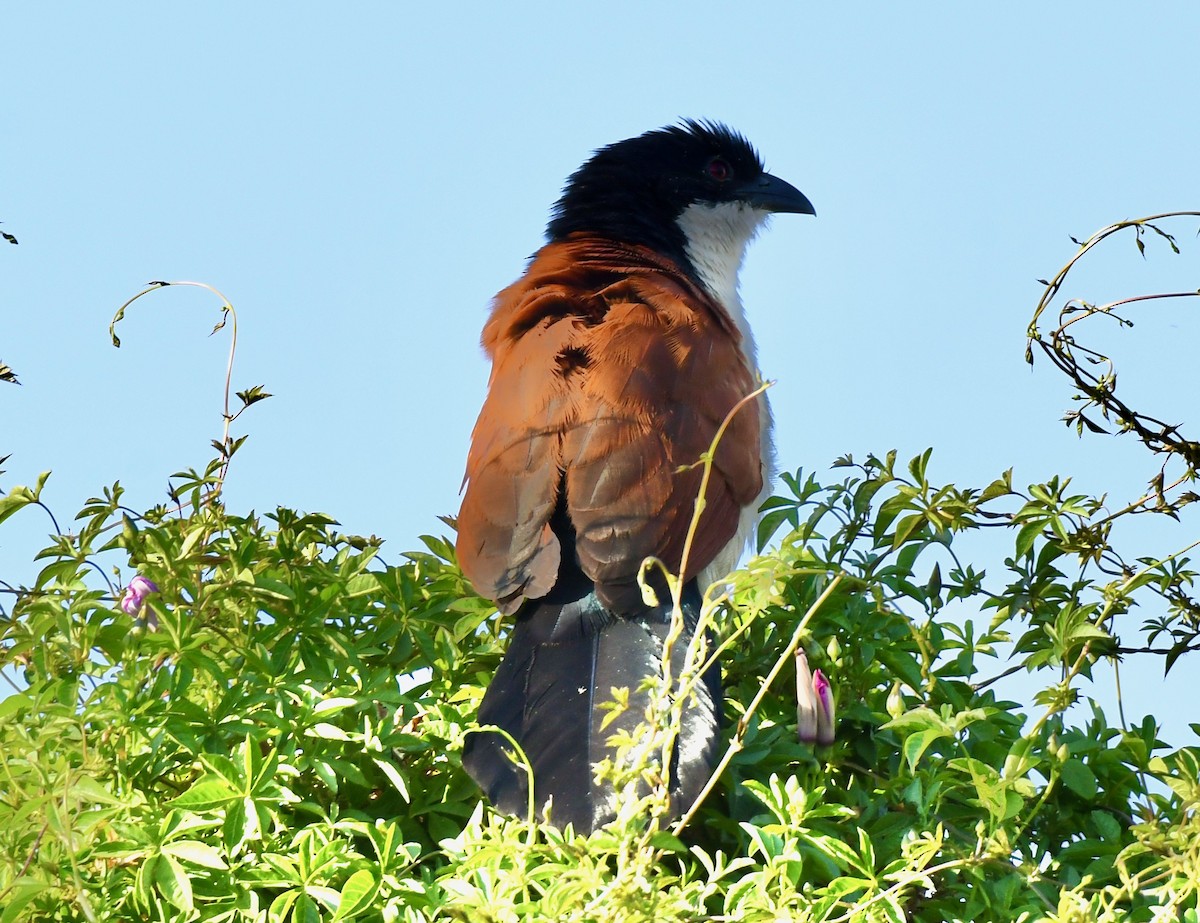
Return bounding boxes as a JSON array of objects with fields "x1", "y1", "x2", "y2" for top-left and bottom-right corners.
[{"x1": 736, "y1": 172, "x2": 816, "y2": 216}]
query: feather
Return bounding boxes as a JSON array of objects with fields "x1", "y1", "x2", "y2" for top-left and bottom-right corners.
[
  {"x1": 456, "y1": 238, "x2": 763, "y2": 615},
  {"x1": 462, "y1": 578, "x2": 721, "y2": 832}
]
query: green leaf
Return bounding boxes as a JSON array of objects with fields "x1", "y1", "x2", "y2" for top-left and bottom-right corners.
[
  {"x1": 223, "y1": 796, "x2": 262, "y2": 852},
  {"x1": 1002, "y1": 737, "x2": 1038, "y2": 780},
  {"x1": 852, "y1": 476, "x2": 888, "y2": 517},
  {"x1": 952, "y1": 757, "x2": 1009, "y2": 824},
  {"x1": 891, "y1": 513, "x2": 926, "y2": 549},
  {"x1": 161, "y1": 840, "x2": 229, "y2": 869},
  {"x1": 153, "y1": 853, "x2": 194, "y2": 911},
  {"x1": 178, "y1": 525, "x2": 208, "y2": 558},
  {"x1": 903, "y1": 728, "x2": 949, "y2": 772},
  {"x1": 1165, "y1": 638, "x2": 1191, "y2": 675},
  {"x1": 345, "y1": 573, "x2": 381, "y2": 597},
  {"x1": 979, "y1": 470, "x2": 1013, "y2": 502},
  {"x1": 0, "y1": 477, "x2": 48, "y2": 526},
  {"x1": 168, "y1": 777, "x2": 239, "y2": 811},
  {"x1": 236, "y1": 384, "x2": 274, "y2": 407},
  {"x1": 308, "y1": 886, "x2": 343, "y2": 911},
  {"x1": 648, "y1": 831, "x2": 687, "y2": 853},
  {"x1": 70, "y1": 774, "x2": 124, "y2": 805},
  {"x1": 253, "y1": 574, "x2": 296, "y2": 600},
  {"x1": 270, "y1": 891, "x2": 299, "y2": 922},
  {"x1": 313, "y1": 697, "x2": 360, "y2": 715},
  {"x1": 373, "y1": 758, "x2": 411, "y2": 803},
  {"x1": 907, "y1": 448, "x2": 933, "y2": 484},
  {"x1": 201, "y1": 754, "x2": 242, "y2": 788},
  {"x1": 332, "y1": 870, "x2": 379, "y2": 921},
  {"x1": 877, "y1": 648, "x2": 924, "y2": 690},
  {"x1": 312, "y1": 759, "x2": 340, "y2": 794},
  {"x1": 138, "y1": 854, "x2": 158, "y2": 907},
  {"x1": 881, "y1": 707, "x2": 949, "y2": 735},
  {"x1": 1090, "y1": 809, "x2": 1121, "y2": 839},
  {"x1": 855, "y1": 827, "x2": 875, "y2": 872},
  {"x1": 1061, "y1": 759, "x2": 1098, "y2": 799},
  {"x1": 0, "y1": 693, "x2": 27, "y2": 723},
  {"x1": 1014, "y1": 520, "x2": 1043, "y2": 559},
  {"x1": 307, "y1": 722, "x2": 352, "y2": 740},
  {"x1": 756, "y1": 505, "x2": 794, "y2": 549},
  {"x1": 807, "y1": 834, "x2": 865, "y2": 874},
  {"x1": 0, "y1": 882, "x2": 48, "y2": 923}
]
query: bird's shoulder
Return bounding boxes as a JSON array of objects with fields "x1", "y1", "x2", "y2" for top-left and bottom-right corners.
[{"x1": 481, "y1": 235, "x2": 740, "y2": 357}]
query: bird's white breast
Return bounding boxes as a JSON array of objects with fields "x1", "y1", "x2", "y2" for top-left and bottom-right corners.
[{"x1": 675, "y1": 201, "x2": 777, "y2": 589}]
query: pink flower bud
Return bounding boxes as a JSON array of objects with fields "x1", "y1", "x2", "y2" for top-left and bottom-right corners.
[
  {"x1": 797, "y1": 650, "x2": 837, "y2": 745},
  {"x1": 796, "y1": 650, "x2": 819, "y2": 743},
  {"x1": 813, "y1": 669, "x2": 836, "y2": 745}
]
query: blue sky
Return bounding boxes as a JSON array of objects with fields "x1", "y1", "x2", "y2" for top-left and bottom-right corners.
[{"x1": 4, "y1": 5, "x2": 1199, "y2": 738}]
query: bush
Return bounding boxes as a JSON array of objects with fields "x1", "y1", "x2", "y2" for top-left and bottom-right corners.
[
  {"x1": 3, "y1": 217, "x2": 1200, "y2": 921},
  {"x1": 3, "y1": 442, "x2": 1199, "y2": 921}
]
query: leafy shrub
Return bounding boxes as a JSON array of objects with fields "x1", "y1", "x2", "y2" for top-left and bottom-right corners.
[{"x1": 3, "y1": 217, "x2": 1200, "y2": 921}]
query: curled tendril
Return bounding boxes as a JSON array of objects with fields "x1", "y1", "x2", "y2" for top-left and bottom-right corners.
[{"x1": 1026, "y1": 212, "x2": 1200, "y2": 516}]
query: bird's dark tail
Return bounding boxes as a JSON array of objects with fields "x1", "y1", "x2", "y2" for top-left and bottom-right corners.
[{"x1": 462, "y1": 578, "x2": 722, "y2": 833}]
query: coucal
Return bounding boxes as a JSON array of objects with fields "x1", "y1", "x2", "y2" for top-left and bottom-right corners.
[{"x1": 457, "y1": 120, "x2": 814, "y2": 832}]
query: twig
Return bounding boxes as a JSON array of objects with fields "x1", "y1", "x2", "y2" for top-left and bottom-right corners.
[
  {"x1": 110, "y1": 281, "x2": 241, "y2": 494},
  {"x1": 673, "y1": 572, "x2": 844, "y2": 834}
]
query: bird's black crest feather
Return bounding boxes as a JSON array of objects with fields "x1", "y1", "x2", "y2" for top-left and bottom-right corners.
[{"x1": 545, "y1": 120, "x2": 769, "y2": 267}]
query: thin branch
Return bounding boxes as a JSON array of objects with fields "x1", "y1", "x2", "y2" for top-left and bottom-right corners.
[{"x1": 673, "y1": 572, "x2": 844, "y2": 835}]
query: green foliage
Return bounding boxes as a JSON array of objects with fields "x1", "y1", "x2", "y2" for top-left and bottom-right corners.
[
  {"x1": 2, "y1": 443, "x2": 1200, "y2": 922},
  {"x1": 4, "y1": 220, "x2": 1200, "y2": 920}
]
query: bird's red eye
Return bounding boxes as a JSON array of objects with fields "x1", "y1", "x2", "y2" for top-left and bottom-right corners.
[{"x1": 706, "y1": 157, "x2": 732, "y2": 182}]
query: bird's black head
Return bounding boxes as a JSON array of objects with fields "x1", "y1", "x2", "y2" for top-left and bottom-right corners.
[{"x1": 546, "y1": 120, "x2": 814, "y2": 276}]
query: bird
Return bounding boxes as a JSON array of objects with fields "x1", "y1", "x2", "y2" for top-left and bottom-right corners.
[{"x1": 456, "y1": 120, "x2": 814, "y2": 833}]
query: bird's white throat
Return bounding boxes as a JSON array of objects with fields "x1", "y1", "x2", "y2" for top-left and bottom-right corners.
[{"x1": 676, "y1": 200, "x2": 770, "y2": 362}]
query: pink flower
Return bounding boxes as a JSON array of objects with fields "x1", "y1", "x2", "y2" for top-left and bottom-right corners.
[
  {"x1": 129, "y1": 576, "x2": 158, "y2": 597},
  {"x1": 796, "y1": 650, "x2": 837, "y2": 745},
  {"x1": 120, "y1": 575, "x2": 159, "y2": 616}
]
